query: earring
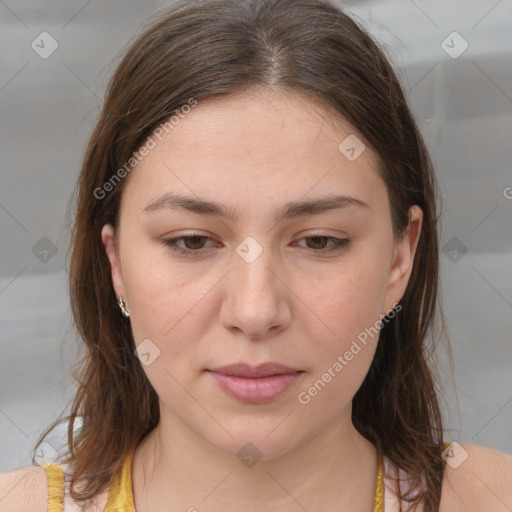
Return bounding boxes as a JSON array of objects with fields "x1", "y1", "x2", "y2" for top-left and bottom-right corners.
[{"x1": 117, "y1": 296, "x2": 131, "y2": 318}]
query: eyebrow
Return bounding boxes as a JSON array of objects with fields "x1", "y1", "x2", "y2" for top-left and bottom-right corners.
[{"x1": 143, "y1": 192, "x2": 370, "y2": 221}]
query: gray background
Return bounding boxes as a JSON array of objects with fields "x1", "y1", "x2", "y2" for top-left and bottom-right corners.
[{"x1": 1, "y1": 0, "x2": 511, "y2": 471}]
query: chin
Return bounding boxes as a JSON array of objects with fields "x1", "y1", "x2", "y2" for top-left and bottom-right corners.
[{"x1": 207, "y1": 426, "x2": 302, "y2": 463}]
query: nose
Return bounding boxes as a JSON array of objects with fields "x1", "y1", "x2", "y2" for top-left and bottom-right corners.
[{"x1": 219, "y1": 249, "x2": 292, "y2": 339}]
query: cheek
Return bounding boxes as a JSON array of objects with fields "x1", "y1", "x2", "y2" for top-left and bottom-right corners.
[
  {"x1": 120, "y1": 245, "x2": 212, "y2": 364},
  {"x1": 122, "y1": 236, "x2": 194, "y2": 311},
  {"x1": 292, "y1": 259, "x2": 388, "y2": 400},
  {"x1": 297, "y1": 257, "x2": 388, "y2": 344},
  {"x1": 295, "y1": 284, "x2": 381, "y2": 413}
]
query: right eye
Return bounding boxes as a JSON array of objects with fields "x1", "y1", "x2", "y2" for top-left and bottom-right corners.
[{"x1": 162, "y1": 234, "x2": 221, "y2": 255}]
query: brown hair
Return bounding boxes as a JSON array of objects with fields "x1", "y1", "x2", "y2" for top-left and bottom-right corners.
[{"x1": 33, "y1": 0, "x2": 449, "y2": 510}]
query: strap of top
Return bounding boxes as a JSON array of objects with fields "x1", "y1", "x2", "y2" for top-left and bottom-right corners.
[
  {"x1": 41, "y1": 453, "x2": 136, "y2": 512},
  {"x1": 104, "y1": 449, "x2": 136, "y2": 512},
  {"x1": 373, "y1": 449, "x2": 385, "y2": 512},
  {"x1": 41, "y1": 462, "x2": 64, "y2": 512}
]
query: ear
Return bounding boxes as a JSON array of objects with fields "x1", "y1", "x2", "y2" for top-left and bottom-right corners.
[
  {"x1": 101, "y1": 224, "x2": 127, "y2": 302},
  {"x1": 381, "y1": 205, "x2": 423, "y2": 315}
]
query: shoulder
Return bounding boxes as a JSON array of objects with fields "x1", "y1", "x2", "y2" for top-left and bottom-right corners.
[
  {"x1": 0, "y1": 464, "x2": 48, "y2": 512},
  {"x1": 440, "y1": 442, "x2": 512, "y2": 512}
]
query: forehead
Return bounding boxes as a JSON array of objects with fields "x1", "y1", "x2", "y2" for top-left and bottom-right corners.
[
  {"x1": 121, "y1": 89, "x2": 386, "y2": 214},
  {"x1": 154, "y1": 89, "x2": 370, "y2": 159}
]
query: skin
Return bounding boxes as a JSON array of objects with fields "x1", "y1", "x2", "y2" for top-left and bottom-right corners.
[{"x1": 101, "y1": 88, "x2": 422, "y2": 511}]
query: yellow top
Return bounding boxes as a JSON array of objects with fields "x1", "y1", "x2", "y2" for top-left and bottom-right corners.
[
  {"x1": 42, "y1": 451, "x2": 136, "y2": 512},
  {"x1": 43, "y1": 444, "x2": 454, "y2": 512}
]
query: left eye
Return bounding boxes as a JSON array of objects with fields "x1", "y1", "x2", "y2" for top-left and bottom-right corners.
[
  {"x1": 162, "y1": 234, "x2": 350, "y2": 256},
  {"x1": 295, "y1": 235, "x2": 350, "y2": 252}
]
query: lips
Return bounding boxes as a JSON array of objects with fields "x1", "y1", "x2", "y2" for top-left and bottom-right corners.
[
  {"x1": 209, "y1": 362, "x2": 301, "y2": 378},
  {"x1": 207, "y1": 362, "x2": 304, "y2": 404}
]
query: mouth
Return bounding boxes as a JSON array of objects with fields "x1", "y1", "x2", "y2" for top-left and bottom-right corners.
[
  {"x1": 206, "y1": 362, "x2": 304, "y2": 404},
  {"x1": 209, "y1": 362, "x2": 302, "y2": 378}
]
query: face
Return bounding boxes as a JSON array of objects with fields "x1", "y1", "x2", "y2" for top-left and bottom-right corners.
[{"x1": 102, "y1": 89, "x2": 422, "y2": 460}]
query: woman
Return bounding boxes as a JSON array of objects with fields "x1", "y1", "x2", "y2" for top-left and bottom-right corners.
[{"x1": 1, "y1": 0, "x2": 511, "y2": 511}]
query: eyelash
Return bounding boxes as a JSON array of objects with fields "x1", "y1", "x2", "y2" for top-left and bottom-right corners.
[{"x1": 161, "y1": 233, "x2": 351, "y2": 256}]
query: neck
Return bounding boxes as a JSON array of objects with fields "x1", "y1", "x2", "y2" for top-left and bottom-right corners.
[{"x1": 131, "y1": 407, "x2": 378, "y2": 512}]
